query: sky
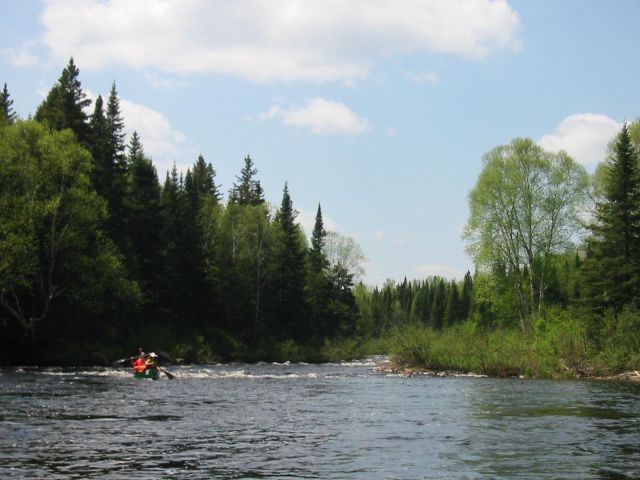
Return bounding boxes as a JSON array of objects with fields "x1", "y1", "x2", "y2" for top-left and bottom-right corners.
[{"x1": 2, "y1": 0, "x2": 639, "y2": 286}]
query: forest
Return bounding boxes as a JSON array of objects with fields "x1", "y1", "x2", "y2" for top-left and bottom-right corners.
[{"x1": 1, "y1": 59, "x2": 639, "y2": 376}]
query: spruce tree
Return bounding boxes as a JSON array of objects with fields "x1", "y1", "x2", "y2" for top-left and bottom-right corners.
[
  {"x1": 35, "y1": 58, "x2": 91, "y2": 145},
  {"x1": 266, "y1": 183, "x2": 308, "y2": 340},
  {"x1": 307, "y1": 204, "x2": 333, "y2": 338},
  {"x1": 229, "y1": 155, "x2": 265, "y2": 205},
  {"x1": 126, "y1": 133, "x2": 164, "y2": 300},
  {"x1": 191, "y1": 154, "x2": 222, "y2": 204},
  {"x1": 88, "y1": 95, "x2": 110, "y2": 197},
  {"x1": 0, "y1": 83, "x2": 17, "y2": 125},
  {"x1": 459, "y1": 271, "x2": 473, "y2": 321},
  {"x1": 583, "y1": 124, "x2": 640, "y2": 309},
  {"x1": 443, "y1": 280, "x2": 460, "y2": 327}
]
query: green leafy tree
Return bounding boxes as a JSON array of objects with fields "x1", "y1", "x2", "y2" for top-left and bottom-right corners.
[
  {"x1": 464, "y1": 138, "x2": 589, "y2": 328},
  {"x1": 0, "y1": 120, "x2": 134, "y2": 336},
  {"x1": 583, "y1": 124, "x2": 640, "y2": 310},
  {"x1": 0, "y1": 83, "x2": 17, "y2": 125}
]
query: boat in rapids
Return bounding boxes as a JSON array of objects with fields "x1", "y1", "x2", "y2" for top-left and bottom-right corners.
[{"x1": 133, "y1": 366, "x2": 159, "y2": 380}]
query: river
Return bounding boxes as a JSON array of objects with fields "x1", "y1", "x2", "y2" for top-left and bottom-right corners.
[{"x1": 1, "y1": 359, "x2": 639, "y2": 479}]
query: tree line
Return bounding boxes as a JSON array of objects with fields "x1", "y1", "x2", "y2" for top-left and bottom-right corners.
[
  {"x1": 2, "y1": 58, "x2": 639, "y2": 373},
  {"x1": 0, "y1": 59, "x2": 359, "y2": 364}
]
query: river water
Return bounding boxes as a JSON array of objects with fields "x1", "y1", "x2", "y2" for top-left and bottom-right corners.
[{"x1": 1, "y1": 359, "x2": 639, "y2": 479}]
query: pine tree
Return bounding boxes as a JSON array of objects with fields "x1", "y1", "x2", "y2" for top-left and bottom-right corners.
[
  {"x1": 191, "y1": 154, "x2": 222, "y2": 204},
  {"x1": 35, "y1": 58, "x2": 91, "y2": 145},
  {"x1": 0, "y1": 83, "x2": 17, "y2": 125},
  {"x1": 161, "y1": 164, "x2": 212, "y2": 328},
  {"x1": 126, "y1": 133, "x2": 164, "y2": 300},
  {"x1": 583, "y1": 124, "x2": 640, "y2": 310},
  {"x1": 88, "y1": 95, "x2": 110, "y2": 197},
  {"x1": 266, "y1": 183, "x2": 308, "y2": 340},
  {"x1": 309, "y1": 204, "x2": 329, "y2": 272},
  {"x1": 459, "y1": 271, "x2": 473, "y2": 321},
  {"x1": 229, "y1": 155, "x2": 265, "y2": 205},
  {"x1": 307, "y1": 204, "x2": 333, "y2": 338},
  {"x1": 443, "y1": 280, "x2": 460, "y2": 327}
]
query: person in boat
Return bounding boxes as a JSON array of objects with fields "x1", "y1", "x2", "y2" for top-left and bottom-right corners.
[
  {"x1": 145, "y1": 352, "x2": 158, "y2": 370},
  {"x1": 132, "y1": 348, "x2": 147, "y2": 374}
]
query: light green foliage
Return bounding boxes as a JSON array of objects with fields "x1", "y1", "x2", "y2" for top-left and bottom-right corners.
[
  {"x1": 0, "y1": 120, "x2": 134, "y2": 333},
  {"x1": 323, "y1": 231, "x2": 367, "y2": 282},
  {"x1": 595, "y1": 307, "x2": 640, "y2": 372},
  {"x1": 464, "y1": 138, "x2": 589, "y2": 326}
]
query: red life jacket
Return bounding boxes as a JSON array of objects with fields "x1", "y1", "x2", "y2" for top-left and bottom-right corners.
[{"x1": 133, "y1": 357, "x2": 146, "y2": 373}]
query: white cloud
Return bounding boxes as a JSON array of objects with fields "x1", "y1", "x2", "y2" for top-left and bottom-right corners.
[
  {"x1": 262, "y1": 98, "x2": 369, "y2": 135},
  {"x1": 408, "y1": 71, "x2": 440, "y2": 84},
  {"x1": 415, "y1": 263, "x2": 464, "y2": 280},
  {"x1": 539, "y1": 113, "x2": 621, "y2": 167},
  {"x1": 119, "y1": 98, "x2": 189, "y2": 175},
  {"x1": 1, "y1": 42, "x2": 40, "y2": 68},
  {"x1": 39, "y1": 0, "x2": 521, "y2": 83}
]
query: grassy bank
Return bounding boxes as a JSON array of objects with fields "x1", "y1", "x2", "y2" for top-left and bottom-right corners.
[{"x1": 388, "y1": 307, "x2": 640, "y2": 378}]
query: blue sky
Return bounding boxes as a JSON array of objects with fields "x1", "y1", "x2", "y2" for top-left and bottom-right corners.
[{"x1": 2, "y1": 0, "x2": 639, "y2": 285}]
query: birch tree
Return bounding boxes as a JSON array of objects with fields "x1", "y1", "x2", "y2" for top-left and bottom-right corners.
[{"x1": 464, "y1": 138, "x2": 588, "y2": 328}]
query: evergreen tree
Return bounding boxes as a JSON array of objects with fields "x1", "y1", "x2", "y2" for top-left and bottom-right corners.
[
  {"x1": 266, "y1": 183, "x2": 308, "y2": 340},
  {"x1": 583, "y1": 124, "x2": 640, "y2": 309},
  {"x1": 307, "y1": 204, "x2": 333, "y2": 338},
  {"x1": 88, "y1": 95, "x2": 110, "y2": 196},
  {"x1": 0, "y1": 83, "x2": 17, "y2": 125},
  {"x1": 443, "y1": 280, "x2": 460, "y2": 327},
  {"x1": 229, "y1": 155, "x2": 265, "y2": 205},
  {"x1": 161, "y1": 164, "x2": 213, "y2": 329},
  {"x1": 190, "y1": 154, "x2": 222, "y2": 204},
  {"x1": 106, "y1": 82, "x2": 126, "y2": 166},
  {"x1": 309, "y1": 204, "x2": 329, "y2": 272},
  {"x1": 126, "y1": 133, "x2": 164, "y2": 301},
  {"x1": 35, "y1": 58, "x2": 91, "y2": 145},
  {"x1": 429, "y1": 279, "x2": 447, "y2": 329},
  {"x1": 459, "y1": 271, "x2": 473, "y2": 321},
  {"x1": 103, "y1": 82, "x2": 129, "y2": 246}
]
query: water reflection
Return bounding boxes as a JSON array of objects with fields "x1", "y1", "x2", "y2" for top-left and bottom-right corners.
[{"x1": 464, "y1": 379, "x2": 640, "y2": 479}]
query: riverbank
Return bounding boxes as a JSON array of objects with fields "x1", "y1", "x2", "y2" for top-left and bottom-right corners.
[
  {"x1": 376, "y1": 357, "x2": 640, "y2": 382},
  {"x1": 386, "y1": 318, "x2": 640, "y2": 380}
]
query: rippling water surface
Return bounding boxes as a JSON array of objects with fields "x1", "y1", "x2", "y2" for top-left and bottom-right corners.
[{"x1": 1, "y1": 359, "x2": 639, "y2": 479}]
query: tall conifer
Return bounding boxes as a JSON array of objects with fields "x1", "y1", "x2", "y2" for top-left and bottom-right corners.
[
  {"x1": 0, "y1": 83, "x2": 17, "y2": 125},
  {"x1": 35, "y1": 58, "x2": 91, "y2": 145},
  {"x1": 583, "y1": 124, "x2": 640, "y2": 309}
]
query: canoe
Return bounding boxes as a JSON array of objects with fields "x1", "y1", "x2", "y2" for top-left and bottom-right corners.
[{"x1": 133, "y1": 367, "x2": 159, "y2": 380}]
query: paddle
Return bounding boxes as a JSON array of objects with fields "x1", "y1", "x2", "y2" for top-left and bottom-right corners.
[{"x1": 158, "y1": 367, "x2": 175, "y2": 380}]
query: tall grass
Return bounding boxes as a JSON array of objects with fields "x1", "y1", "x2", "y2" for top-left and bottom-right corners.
[{"x1": 389, "y1": 310, "x2": 600, "y2": 378}]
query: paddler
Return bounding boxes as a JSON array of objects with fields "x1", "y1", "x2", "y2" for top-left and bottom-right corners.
[{"x1": 132, "y1": 347, "x2": 147, "y2": 374}]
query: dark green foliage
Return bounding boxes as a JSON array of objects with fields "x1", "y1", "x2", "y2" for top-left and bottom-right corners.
[
  {"x1": 228, "y1": 155, "x2": 265, "y2": 205},
  {"x1": 0, "y1": 120, "x2": 138, "y2": 344},
  {"x1": 0, "y1": 83, "x2": 17, "y2": 125},
  {"x1": 124, "y1": 133, "x2": 164, "y2": 300},
  {"x1": 583, "y1": 124, "x2": 640, "y2": 310},
  {"x1": 355, "y1": 275, "x2": 473, "y2": 336},
  {"x1": 265, "y1": 183, "x2": 309, "y2": 341},
  {"x1": 35, "y1": 58, "x2": 91, "y2": 146}
]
